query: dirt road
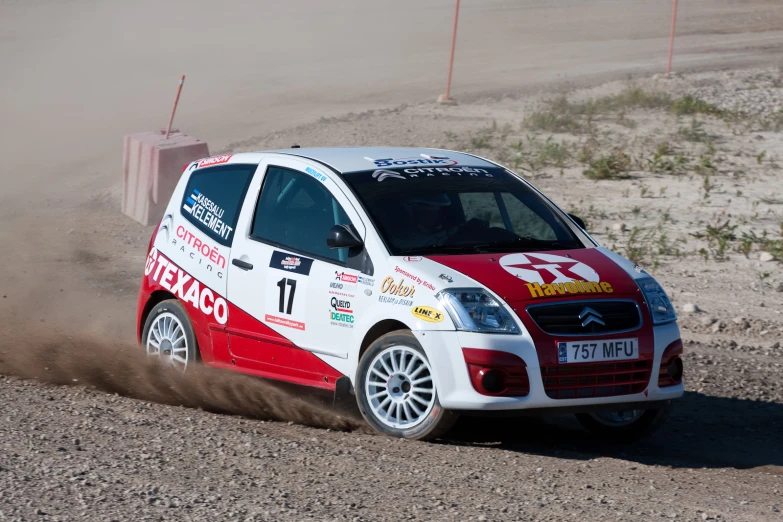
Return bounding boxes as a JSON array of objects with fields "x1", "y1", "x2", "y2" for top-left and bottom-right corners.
[{"x1": 1, "y1": 1, "x2": 782, "y2": 520}]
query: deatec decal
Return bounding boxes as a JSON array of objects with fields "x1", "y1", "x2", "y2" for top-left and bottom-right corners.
[
  {"x1": 182, "y1": 188, "x2": 234, "y2": 242},
  {"x1": 269, "y1": 250, "x2": 313, "y2": 275},
  {"x1": 197, "y1": 154, "x2": 232, "y2": 168},
  {"x1": 329, "y1": 297, "x2": 354, "y2": 329},
  {"x1": 499, "y1": 253, "x2": 613, "y2": 298},
  {"x1": 145, "y1": 248, "x2": 228, "y2": 324},
  {"x1": 411, "y1": 305, "x2": 444, "y2": 323}
]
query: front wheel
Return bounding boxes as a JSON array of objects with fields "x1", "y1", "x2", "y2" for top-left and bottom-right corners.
[
  {"x1": 356, "y1": 331, "x2": 457, "y2": 440},
  {"x1": 575, "y1": 402, "x2": 674, "y2": 443}
]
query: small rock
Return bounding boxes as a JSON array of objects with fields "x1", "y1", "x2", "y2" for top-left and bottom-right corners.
[
  {"x1": 700, "y1": 317, "x2": 716, "y2": 326},
  {"x1": 759, "y1": 252, "x2": 775, "y2": 262},
  {"x1": 711, "y1": 322, "x2": 723, "y2": 334},
  {"x1": 682, "y1": 303, "x2": 700, "y2": 314},
  {"x1": 775, "y1": 283, "x2": 783, "y2": 293},
  {"x1": 612, "y1": 223, "x2": 626, "y2": 232},
  {"x1": 536, "y1": 468, "x2": 543, "y2": 473},
  {"x1": 732, "y1": 316, "x2": 746, "y2": 325}
]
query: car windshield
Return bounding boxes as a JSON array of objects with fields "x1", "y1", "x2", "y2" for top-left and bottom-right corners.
[{"x1": 342, "y1": 166, "x2": 584, "y2": 256}]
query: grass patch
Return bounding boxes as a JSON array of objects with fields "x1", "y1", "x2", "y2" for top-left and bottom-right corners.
[{"x1": 583, "y1": 150, "x2": 632, "y2": 180}]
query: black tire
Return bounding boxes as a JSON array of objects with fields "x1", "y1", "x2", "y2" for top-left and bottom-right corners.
[
  {"x1": 141, "y1": 299, "x2": 199, "y2": 371},
  {"x1": 575, "y1": 401, "x2": 674, "y2": 443},
  {"x1": 356, "y1": 331, "x2": 457, "y2": 440}
]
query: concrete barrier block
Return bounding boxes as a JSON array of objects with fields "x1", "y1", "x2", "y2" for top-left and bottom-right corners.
[{"x1": 122, "y1": 131, "x2": 209, "y2": 226}]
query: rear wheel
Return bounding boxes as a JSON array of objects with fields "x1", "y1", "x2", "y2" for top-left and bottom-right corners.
[
  {"x1": 141, "y1": 299, "x2": 198, "y2": 372},
  {"x1": 575, "y1": 402, "x2": 674, "y2": 443},
  {"x1": 356, "y1": 331, "x2": 457, "y2": 440}
]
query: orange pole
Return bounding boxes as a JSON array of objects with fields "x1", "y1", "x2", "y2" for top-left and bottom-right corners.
[
  {"x1": 165, "y1": 75, "x2": 185, "y2": 139},
  {"x1": 666, "y1": 0, "x2": 679, "y2": 77},
  {"x1": 444, "y1": 0, "x2": 461, "y2": 100}
]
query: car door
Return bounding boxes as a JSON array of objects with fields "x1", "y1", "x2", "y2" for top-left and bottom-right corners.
[
  {"x1": 156, "y1": 162, "x2": 256, "y2": 363},
  {"x1": 225, "y1": 156, "x2": 370, "y2": 385}
]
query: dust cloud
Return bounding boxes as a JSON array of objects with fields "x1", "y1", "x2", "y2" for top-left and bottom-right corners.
[{"x1": 0, "y1": 327, "x2": 363, "y2": 433}]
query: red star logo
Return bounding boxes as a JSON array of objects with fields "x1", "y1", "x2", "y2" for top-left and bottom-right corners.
[{"x1": 507, "y1": 260, "x2": 583, "y2": 284}]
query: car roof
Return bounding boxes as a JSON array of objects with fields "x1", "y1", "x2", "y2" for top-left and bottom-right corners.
[{"x1": 230, "y1": 147, "x2": 499, "y2": 174}]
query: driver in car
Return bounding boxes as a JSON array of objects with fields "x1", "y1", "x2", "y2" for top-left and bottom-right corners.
[{"x1": 396, "y1": 193, "x2": 457, "y2": 249}]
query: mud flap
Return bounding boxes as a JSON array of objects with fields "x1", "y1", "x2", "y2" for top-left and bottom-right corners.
[{"x1": 333, "y1": 376, "x2": 361, "y2": 420}]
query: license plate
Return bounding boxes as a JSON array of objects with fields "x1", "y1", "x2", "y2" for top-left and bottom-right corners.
[{"x1": 557, "y1": 338, "x2": 639, "y2": 364}]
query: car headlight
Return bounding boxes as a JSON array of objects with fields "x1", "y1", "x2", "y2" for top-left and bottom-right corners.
[
  {"x1": 637, "y1": 277, "x2": 677, "y2": 325},
  {"x1": 436, "y1": 289, "x2": 520, "y2": 334}
]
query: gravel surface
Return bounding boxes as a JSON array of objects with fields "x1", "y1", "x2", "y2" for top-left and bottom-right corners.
[{"x1": 2, "y1": 8, "x2": 783, "y2": 520}]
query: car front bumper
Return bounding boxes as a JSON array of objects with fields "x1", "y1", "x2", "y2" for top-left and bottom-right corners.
[{"x1": 413, "y1": 321, "x2": 685, "y2": 412}]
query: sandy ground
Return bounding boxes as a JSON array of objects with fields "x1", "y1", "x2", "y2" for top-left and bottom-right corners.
[{"x1": 1, "y1": 1, "x2": 783, "y2": 521}]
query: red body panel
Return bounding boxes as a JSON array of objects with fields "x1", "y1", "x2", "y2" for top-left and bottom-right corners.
[
  {"x1": 136, "y1": 249, "x2": 343, "y2": 390},
  {"x1": 428, "y1": 249, "x2": 654, "y2": 371}
]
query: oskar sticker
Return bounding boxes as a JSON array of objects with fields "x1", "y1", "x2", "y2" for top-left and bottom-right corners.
[
  {"x1": 411, "y1": 306, "x2": 444, "y2": 323},
  {"x1": 145, "y1": 248, "x2": 228, "y2": 324}
]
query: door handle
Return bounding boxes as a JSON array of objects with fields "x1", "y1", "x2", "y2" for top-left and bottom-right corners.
[{"x1": 231, "y1": 258, "x2": 254, "y2": 270}]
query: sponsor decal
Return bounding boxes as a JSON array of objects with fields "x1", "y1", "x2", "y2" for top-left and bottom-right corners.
[
  {"x1": 197, "y1": 154, "x2": 232, "y2": 168},
  {"x1": 394, "y1": 266, "x2": 435, "y2": 291},
  {"x1": 411, "y1": 305, "x2": 444, "y2": 323},
  {"x1": 270, "y1": 250, "x2": 313, "y2": 275},
  {"x1": 439, "y1": 274, "x2": 454, "y2": 283},
  {"x1": 329, "y1": 297, "x2": 354, "y2": 328},
  {"x1": 182, "y1": 188, "x2": 234, "y2": 241},
  {"x1": 145, "y1": 248, "x2": 228, "y2": 324},
  {"x1": 173, "y1": 225, "x2": 226, "y2": 277},
  {"x1": 371, "y1": 156, "x2": 457, "y2": 168},
  {"x1": 358, "y1": 275, "x2": 375, "y2": 286},
  {"x1": 304, "y1": 166, "x2": 327, "y2": 182},
  {"x1": 265, "y1": 314, "x2": 305, "y2": 331},
  {"x1": 370, "y1": 166, "x2": 492, "y2": 181},
  {"x1": 499, "y1": 253, "x2": 613, "y2": 299},
  {"x1": 378, "y1": 276, "x2": 414, "y2": 306},
  {"x1": 402, "y1": 256, "x2": 422, "y2": 262},
  {"x1": 335, "y1": 271, "x2": 358, "y2": 284},
  {"x1": 372, "y1": 170, "x2": 406, "y2": 182}
]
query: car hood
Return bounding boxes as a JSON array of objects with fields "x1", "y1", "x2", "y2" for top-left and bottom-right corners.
[{"x1": 426, "y1": 248, "x2": 642, "y2": 304}]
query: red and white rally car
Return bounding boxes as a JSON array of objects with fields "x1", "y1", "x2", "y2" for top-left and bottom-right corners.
[{"x1": 137, "y1": 147, "x2": 684, "y2": 440}]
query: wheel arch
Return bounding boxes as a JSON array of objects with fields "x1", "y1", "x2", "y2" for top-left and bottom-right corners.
[
  {"x1": 139, "y1": 290, "x2": 177, "y2": 340},
  {"x1": 356, "y1": 319, "x2": 409, "y2": 367}
]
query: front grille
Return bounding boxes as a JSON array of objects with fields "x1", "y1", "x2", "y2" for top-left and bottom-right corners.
[
  {"x1": 541, "y1": 360, "x2": 652, "y2": 399},
  {"x1": 527, "y1": 300, "x2": 641, "y2": 335}
]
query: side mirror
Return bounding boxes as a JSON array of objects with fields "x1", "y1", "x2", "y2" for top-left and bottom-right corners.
[
  {"x1": 568, "y1": 213, "x2": 587, "y2": 230},
  {"x1": 327, "y1": 224, "x2": 363, "y2": 249}
]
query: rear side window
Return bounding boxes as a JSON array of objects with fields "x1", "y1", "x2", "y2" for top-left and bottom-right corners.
[{"x1": 181, "y1": 164, "x2": 256, "y2": 247}]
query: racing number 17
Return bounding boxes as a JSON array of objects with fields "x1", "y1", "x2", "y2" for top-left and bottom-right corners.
[{"x1": 276, "y1": 278, "x2": 297, "y2": 314}]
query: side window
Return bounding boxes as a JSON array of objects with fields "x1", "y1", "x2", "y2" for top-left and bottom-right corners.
[
  {"x1": 251, "y1": 166, "x2": 354, "y2": 263},
  {"x1": 181, "y1": 164, "x2": 255, "y2": 247}
]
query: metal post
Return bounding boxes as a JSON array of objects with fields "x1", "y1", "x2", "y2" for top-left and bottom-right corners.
[
  {"x1": 442, "y1": 0, "x2": 461, "y2": 102},
  {"x1": 165, "y1": 75, "x2": 186, "y2": 139},
  {"x1": 666, "y1": 0, "x2": 679, "y2": 77}
]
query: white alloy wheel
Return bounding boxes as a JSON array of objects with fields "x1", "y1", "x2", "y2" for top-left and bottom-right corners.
[
  {"x1": 364, "y1": 345, "x2": 436, "y2": 429},
  {"x1": 146, "y1": 312, "x2": 189, "y2": 371}
]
